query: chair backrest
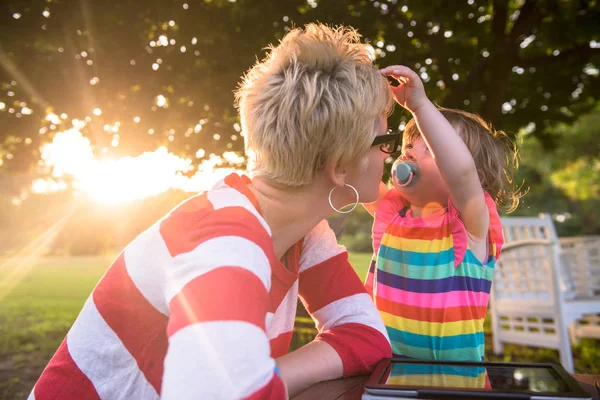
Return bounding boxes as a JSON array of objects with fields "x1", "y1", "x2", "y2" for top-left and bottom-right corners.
[
  {"x1": 495, "y1": 214, "x2": 564, "y2": 304},
  {"x1": 502, "y1": 214, "x2": 559, "y2": 243},
  {"x1": 559, "y1": 236, "x2": 600, "y2": 298}
]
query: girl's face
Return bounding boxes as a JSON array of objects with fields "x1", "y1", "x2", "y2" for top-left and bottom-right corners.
[{"x1": 396, "y1": 136, "x2": 449, "y2": 208}]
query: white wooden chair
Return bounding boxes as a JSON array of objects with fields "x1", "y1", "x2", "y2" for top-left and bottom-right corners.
[
  {"x1": 560, "y1": 236, "x2": 600, "y2": 343},
  {"x1": 490, "y1": 214, "x2": 600, "y2": 372}
]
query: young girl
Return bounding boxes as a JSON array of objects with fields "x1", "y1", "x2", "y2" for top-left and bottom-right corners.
[{"x1": 365, "y1": 65, "x2": 520, "y2": 361}]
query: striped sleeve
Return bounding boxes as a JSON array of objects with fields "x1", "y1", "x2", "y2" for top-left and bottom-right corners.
[
  {"x1": 372, "y1": 188, "x2": 407, "y2": 253},
  {"x1": 447, "y1": 191, "x2": 504, "y2": 267},
  {"x1": 159, "y1": 188, "x2": 286, "y2": 400},
  {"x1": 298, "y1": 220, "x2": 391, "y2": 377}
]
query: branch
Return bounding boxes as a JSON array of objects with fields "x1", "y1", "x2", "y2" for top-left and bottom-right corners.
[
  {"x1": 491, "y1": 0, "x2": 510, "y2": 41},
  {"x1": 517, "y1": 46, "x2": 600, "y2": 68},
  {"x1": 508, "y1": 0, "x2": 543, "y2": 44}
]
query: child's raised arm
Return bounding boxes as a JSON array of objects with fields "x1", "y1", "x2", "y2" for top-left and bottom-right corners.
[{"x1": 380, "y1": 65, "x2": 489, "y2": 239}]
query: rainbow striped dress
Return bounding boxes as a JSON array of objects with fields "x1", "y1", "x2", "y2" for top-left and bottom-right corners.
[{"x1": 365, "y1": 189, "x2": 504, "y2": 361}]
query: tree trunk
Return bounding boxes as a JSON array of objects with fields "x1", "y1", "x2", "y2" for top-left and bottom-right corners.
[{"x1": 566, "y1": 198, "x2": 598, "y2": 235}]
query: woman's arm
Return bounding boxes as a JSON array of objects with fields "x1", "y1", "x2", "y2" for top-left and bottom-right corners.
[
  {"x1": 276, "y1": 340, "x2": 343, "y2": 397},
  {"x1": 296, "y1": 221, "x2": 392, "y2": 380}
]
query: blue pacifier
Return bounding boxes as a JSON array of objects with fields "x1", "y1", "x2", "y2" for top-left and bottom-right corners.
[{"x1": 392, "y1": 159, "x2": 419, "y2": 188}]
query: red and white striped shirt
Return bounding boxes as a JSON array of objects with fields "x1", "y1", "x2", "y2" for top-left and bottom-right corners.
[{"x1": 30, "y1": 173, "x2": 391, "y2": 400}]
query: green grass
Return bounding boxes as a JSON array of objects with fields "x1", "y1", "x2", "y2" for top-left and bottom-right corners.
[
  {"x1": 0, "y1": 255, "x2": 111, "y2": 399},
  {"x1": 348, "y1": 252, "x2": 373, "y2": 282},
  {"x1": 1, "y1": 252, "x2": 598, "y2": 399}
]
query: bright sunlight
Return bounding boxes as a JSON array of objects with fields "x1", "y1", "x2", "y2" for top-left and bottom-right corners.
[{"x1": 31, "y1": 115, "x2": 246, "y2": 204}]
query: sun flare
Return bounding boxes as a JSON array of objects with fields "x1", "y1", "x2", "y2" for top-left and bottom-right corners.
[{"x1": 32, "y1": 118, "x2": 246, "y2": 204}]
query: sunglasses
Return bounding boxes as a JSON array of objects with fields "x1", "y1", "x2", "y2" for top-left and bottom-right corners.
[{"x1": 371, "y1": 131, "x2": 401, "y2": 154}]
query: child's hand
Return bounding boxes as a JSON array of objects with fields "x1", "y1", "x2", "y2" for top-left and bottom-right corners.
[{"x1": 380, "y1": 66, "x2": 430, "y2": 114}]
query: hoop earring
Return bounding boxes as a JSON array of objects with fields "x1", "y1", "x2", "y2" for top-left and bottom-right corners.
[{"x1": 329, "y1": 184, "x2": 359, "y2": 214}]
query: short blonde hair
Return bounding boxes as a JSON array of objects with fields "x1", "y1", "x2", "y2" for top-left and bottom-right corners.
[
  {"x1": 235, "y1": 23, "x2": 393, "y2": 187},
  {"x1": 403, "y1": 108, "x2": 523, "y2": 213}
]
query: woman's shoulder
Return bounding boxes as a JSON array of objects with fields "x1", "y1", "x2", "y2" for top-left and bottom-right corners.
[
  {"x1": 159, "y1": 173, "x2": 269, "y2": 246},
  {"x1": 299, "y1": 219, "x2": 348, "y2": 272},
  {"x1": 301, "y1": 219, "x2": 341, "y2": 254}
]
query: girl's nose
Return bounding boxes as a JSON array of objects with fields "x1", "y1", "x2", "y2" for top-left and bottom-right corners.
[{"x1": 400, "y1": 151, "x2": 414, "y2": 161}]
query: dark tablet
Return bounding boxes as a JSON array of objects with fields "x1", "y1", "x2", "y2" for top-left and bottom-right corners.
[{"x1": 364, "y1": 358, "x2": 591, "y2": 399}]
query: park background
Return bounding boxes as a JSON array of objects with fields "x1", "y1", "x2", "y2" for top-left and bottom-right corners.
[{"x1": 1, "y1": 0, "x2": 599, "y2": 398}]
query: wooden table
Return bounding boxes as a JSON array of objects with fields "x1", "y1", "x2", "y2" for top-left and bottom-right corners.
[{"x1": 293, "y1": 374, "x2": 600, "y2": 400}]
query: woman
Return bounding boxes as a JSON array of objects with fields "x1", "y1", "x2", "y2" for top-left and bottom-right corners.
[{"x1": 31, "y1": 23, "x2": 396, "y2": 399}]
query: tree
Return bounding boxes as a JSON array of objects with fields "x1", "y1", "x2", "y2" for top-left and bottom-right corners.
[
  {"x1": 0, "y1": 0, "x2": 598, "y2": 174},
  {"x1": 0, "y1": 0, "x2": 293, "y2": 173},
  {"x1": 514, "y1": 107, "x2": 600, "y2": 234},
  {"x1": 299, "y1": 0, "x2": 600, "y2": 139}
]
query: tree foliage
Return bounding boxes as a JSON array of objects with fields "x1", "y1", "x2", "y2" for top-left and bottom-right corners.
[
  {"x1": 513, "y1": 107, "x2": 600, "y2": 234},
  {"x1": 0, "y1": 0, "x2": 598, "y2": 174}
]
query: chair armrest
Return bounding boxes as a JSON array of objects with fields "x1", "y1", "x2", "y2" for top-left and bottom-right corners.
[{"x1": 501, "y1": 239, "x2": 555, "y2": 252}]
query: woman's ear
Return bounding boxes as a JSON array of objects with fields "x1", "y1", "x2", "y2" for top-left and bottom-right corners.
[{"x1": 324, "y1": 157, "x2": 347, "y2": 188}]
